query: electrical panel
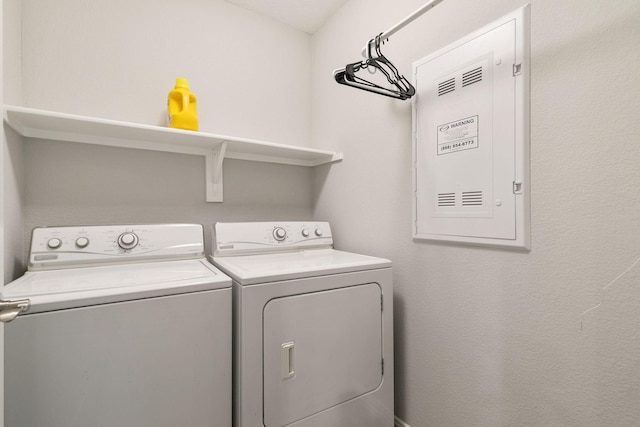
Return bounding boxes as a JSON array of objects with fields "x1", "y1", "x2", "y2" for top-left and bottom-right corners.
[{"x1": 413, "y1": 5, "x2": 530, "y2": 249}]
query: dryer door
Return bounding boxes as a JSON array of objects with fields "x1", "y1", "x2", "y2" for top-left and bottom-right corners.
[{"x1": 263, "y1": 283, "x2": 383, "y2": 427}]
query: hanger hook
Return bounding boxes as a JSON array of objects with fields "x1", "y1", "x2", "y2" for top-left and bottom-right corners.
[{"x1": 367, "y1": 33, "x2": 384, "y2": 60}]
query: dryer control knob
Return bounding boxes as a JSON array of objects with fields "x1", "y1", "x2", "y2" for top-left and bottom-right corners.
[
  {"x1": 273, "y1": 227, "x2": 287, "y2": 241},
  {"x1": 117, "y1": 232, "x2": 139, "y2": 250},
  {"x1": 47, "y1": 238, "x2": 62, "y2": 249},
  {"x1": 314, "y1": 228, "x2": 323, "y2": 237},
  {"x1": 301, "y1": 229, "x2": 310, "y2": 238}
]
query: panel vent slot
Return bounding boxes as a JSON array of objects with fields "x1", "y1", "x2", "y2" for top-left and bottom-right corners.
[
  {"x1": 437, "y1": 193, "x2": 456, "y2": 207},
  {"x1": 462, "y1": 191, "x2": 483, "y2": 206},
  {"x1": 437, "y1": 78, "x2": 455, "y2": 96},
  {"x1": 462, "y1": 67, "x2": 483, "y2": 87}
]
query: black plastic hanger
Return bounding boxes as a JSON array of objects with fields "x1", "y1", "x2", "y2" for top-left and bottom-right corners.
[{"x1": 333, "y1": 35, "x2": 416, "y2": 100}]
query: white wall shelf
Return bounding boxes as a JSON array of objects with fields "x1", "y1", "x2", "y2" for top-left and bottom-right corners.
[{"x1": 3, "y1": 105, "x2": 343, "y2": 202}]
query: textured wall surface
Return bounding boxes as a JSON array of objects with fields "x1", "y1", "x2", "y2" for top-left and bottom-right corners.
[
  {"x1": 2, "y1": 0, "x2": 23, "y2": 283},
  {"x1": 311, "y1": 0, "x2": 640, "y2": 425}
]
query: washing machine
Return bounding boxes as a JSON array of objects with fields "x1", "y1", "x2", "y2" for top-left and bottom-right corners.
[
  {"x1": 1, "y1": 224, "x2": 232, "y2": 427},
  {"x1": 211, "y1": 221, "x2": 394, "y2": 427}
]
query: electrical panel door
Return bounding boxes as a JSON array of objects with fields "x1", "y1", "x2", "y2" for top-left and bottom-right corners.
[{"x1": 413, "y1": 6, "x2": 530, "y2": 249}]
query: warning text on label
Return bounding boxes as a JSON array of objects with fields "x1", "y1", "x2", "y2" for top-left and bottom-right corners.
[{"x1": 437, "y1": 115, "x2": 479, "y2": 155}]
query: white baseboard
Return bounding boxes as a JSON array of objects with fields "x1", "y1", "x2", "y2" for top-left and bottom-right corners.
[{"x1": 395, "y1": 415, "x2": 411, "y2": 427}]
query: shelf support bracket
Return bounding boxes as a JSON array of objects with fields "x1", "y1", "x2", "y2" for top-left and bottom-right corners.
[{"x1": 206, "y1": 141, "x2": 227, "y2": 202}]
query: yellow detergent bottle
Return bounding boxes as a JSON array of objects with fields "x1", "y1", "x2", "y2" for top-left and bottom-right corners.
[{"x1": 167, "y1": 78, "x2": 199, "y2": 131}]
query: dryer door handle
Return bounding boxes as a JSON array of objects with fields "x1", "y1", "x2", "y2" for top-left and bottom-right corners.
[{"x1": 280, "y1": 341, "x2": 295, "y2": 380}]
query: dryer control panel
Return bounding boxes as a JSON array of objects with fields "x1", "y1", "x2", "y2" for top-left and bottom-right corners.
[
  {"x1": 214, "y1": 221, "x2": 333, "y2": 256},
  {"x1": 28, "y1": 224, "x2": 205, "y2": 270}
]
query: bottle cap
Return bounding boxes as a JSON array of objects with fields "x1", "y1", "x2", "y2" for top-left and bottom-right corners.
[{"x1": 175, "y1": 78, "x2": 190, "y2": 89}]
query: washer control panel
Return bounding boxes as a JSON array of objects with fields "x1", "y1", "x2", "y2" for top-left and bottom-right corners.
[
  {"x1": 29, "y1": 224, "x2": 205, "y2": 271},
  {"x1": 214, "y1": 221, "x2": 333, "y2": 256}
]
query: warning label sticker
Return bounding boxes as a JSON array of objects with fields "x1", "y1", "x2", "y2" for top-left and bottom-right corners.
[{"x1": 436, "y1": 115, "x2": 479, "y2": 155}]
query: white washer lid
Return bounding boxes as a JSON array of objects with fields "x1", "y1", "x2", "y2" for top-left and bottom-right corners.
[
  {"x1": 211, "y1": 248, "x2": 391, "y2": 285},
  {"x1": 1, "y1": 259, "x2": 230, "y2": 314}
]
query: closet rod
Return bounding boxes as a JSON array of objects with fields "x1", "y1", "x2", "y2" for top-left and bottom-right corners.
[
  {"x1": 382, "y1": 0, "x2": 444, "y2": 40},
  {"x1": 361, "y1": 0, "x2": 445, "y2": 56}
]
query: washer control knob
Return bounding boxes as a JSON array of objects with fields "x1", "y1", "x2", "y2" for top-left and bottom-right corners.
[
  {"x1": 75, "y1": 237, "x2": 90, "y2": 248},
  {"x1": 301, "y1": 229, "x2": 310, "y2": 238},
  {"x1": 47, "y1": 238, "x2": 62, "y2": 249},
  {"x1": 314, "y1": 228, "x2": 323, "y2": 237},
  {"x1": 273, "y1": 227, "x2": 287, "y2": 241},
  {"x1": 117, "y1": 232, "x2": 139, "y2": 250}
]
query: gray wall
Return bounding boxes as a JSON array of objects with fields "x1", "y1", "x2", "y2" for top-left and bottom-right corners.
[
  {"x1": 21, "y1": 0, "x2": 312, "y2": 146},
  {"x1": 2, "y1": 0, "x2": 23, "y2": 283},
  {"x1": 311, "y1": 0, "x2": 640, "y2": 425}
]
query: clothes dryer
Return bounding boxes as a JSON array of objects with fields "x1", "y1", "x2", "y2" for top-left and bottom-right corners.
[
  {"x1": 211, "y1": 221, "x2": 394, "y2": 427},
  {"x1": 2, "y1": 224, "x2": 231, "y2": 427}
]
